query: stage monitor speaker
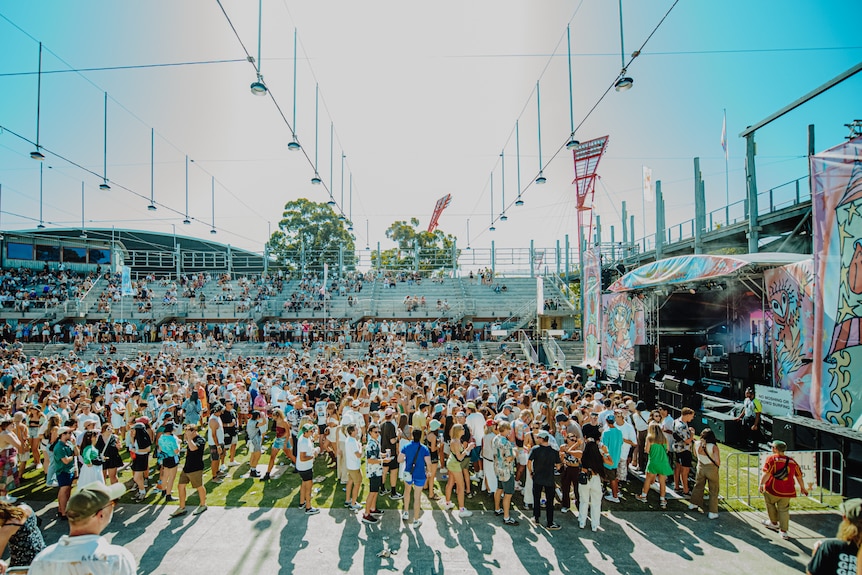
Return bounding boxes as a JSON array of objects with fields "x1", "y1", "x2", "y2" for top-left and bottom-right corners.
[
  {"x1": 662, "y1": 376, "x2": 680, "y2": 393},
  {"x1": 635, "y1": 344, "x2": 655, "y2": 364},
  {"x1": 772, "y1": 417, "x2": 796, "y2": 450}
]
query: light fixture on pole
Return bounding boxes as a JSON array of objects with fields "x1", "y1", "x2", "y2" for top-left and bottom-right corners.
[
  {"x1": 365, "y1": 219, "x2": 370, "y2": 250},
  {"x1": 210, "y1": 176, "x2": 217, "y2": 234},
  {"x1": 499, "y1": 151, "x2": 507, "y2": 221},
  {"x1": 99, "y1": 92, "x2": 111, "y2": 190},
  {"x1": 489, "y1": 172, "x2": 496, "y2": 232},
  {"x1": 614, "y1": 0, "x2": 633, "y2": 92},
  {"x1": 147, "y1": 128, "x2": 157, "y2": 211},
  {"x1": 340, "y1": 152, "x2": 345, "y2": 209},
  {"x1": 183, "y1": 155, "x2": 191, "y2": 224},
  {"x1": 80, "y1": 182, "x2": 87, "y2": 238},
  {"x1": 250, "y1": 0, "x2": 268, "y2": 95},
  {"x1": 37, "y1": 163, "x2": 45, "y2": 228},
  {"x1": 31, "y1": 42, "x2": 45, "y2": 161},
  {"x1": 347, "y1": 173, "x2": 353, "y2": 231},
  {"x1": 311, "y1": 83, "x2": 321, "y2": 184},
  {"x1": 565, "y1": 25, "x2": 580, "y2": 150},
  {"x1": 515, "y1": 120, "x2": 524, "y2": 206},
  {"x1": 465, "y1": 218, "x2": 471, "y2": 250},
  {"x1": 535, "y1": 81, "x2": 546, "y2": 184},
  {"x1": 287, "y1": 28, "x2": 301, "y2": 151}
]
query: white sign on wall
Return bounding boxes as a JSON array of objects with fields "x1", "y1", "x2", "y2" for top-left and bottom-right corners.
[{"x1": 755, "y1": 384, "x2": 794, "y2": 417}]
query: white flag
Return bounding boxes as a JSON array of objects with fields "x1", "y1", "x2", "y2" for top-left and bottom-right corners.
[
  {"x1": 721, "y1": 111, "x2": 727, "y2": 159},
  {"x1": 642, "y1": 166, "x2": 653, "y2": 202}
]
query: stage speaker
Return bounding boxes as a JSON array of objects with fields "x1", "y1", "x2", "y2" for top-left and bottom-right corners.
[
  {"x1": 699, "y1": 412, "x2": 741, "y2": 445},
  {"x1": 662, "y1": 376, "x2": 680, "y2": 393},
  {"x1": 772, "y1": 417, "x2": 796, "y2": 450},
  {"x1": 635, "y1": 344, "x2": 655, "y2": 364}
]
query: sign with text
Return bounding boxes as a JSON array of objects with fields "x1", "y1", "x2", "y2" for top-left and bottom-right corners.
[{"x1": 755, "y1": 384, "x2": 794, "y2": 417}]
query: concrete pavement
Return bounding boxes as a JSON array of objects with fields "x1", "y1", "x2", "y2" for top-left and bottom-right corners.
[{"x1": 28, "y1": 501, "x2": 836, "y2": 574}]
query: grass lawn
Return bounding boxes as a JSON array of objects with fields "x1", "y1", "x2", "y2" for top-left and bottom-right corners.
[{"x1": 11, "y1": 436, "x2": 841, "y2": 515}]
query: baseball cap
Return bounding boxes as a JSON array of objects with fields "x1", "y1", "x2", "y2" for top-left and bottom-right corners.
[
  {"x1": 769, "y1": 440, "x2": 787, "y2": 451},
  {"x1": 536, "y1": 430, "x2": 550, "y2": 440},
  {"x1": 434, "y1": 404, "x2": 445, "y2": 414},
  {"x1": 555, "y1": 413, "x2": 569, "y2": 423},
  {"x1": 66, "y1": 482, "x2": 126, "y2": 521},
  {"x1": 485, "y1": 419, "x2": 496, "y2": 427},
  {"x1": 606, "y1": 414, "x2": 616, "y2": 423},
  {"x1": 840, "y1": 498, "x2": 862, "y2": 522},
  {"x1": 594, "y1": 392, "x2": 604, "y2": 401},
  {"x1": 466, "y1": 402, "x2": 477, "y2": 410},
  {"x1": 299, "y1": 424, "x2": 315, "y2": 435},
  {"x1": 429, "y1": 419, "x2": 442, "y2": 431},
  {"x1": 57, "y1": 426, "x2": 73, "y2": 436},
  {"x1": 351, "y1": 399, "x2": 361, "y2": 407},
  {"x1": 384, "y1": 407, "x2": 395, "y2": 416}
]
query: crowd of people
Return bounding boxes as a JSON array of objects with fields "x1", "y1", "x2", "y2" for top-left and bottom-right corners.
[{"x1": 0, "y1": 340, "x2": 839, "y2": 572}]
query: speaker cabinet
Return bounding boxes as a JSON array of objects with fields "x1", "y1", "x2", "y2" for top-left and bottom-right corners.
[{"x1": 635, "y1": 344, "x2": 655, "y2": 364}]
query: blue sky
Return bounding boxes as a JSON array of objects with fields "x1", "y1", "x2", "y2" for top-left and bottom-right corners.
[{"x1": 0, "y1": 0, "x2": 859, "y2": 257}]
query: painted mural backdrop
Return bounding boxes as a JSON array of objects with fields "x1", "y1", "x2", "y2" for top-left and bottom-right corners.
[
  {"x1": 582, "y1": 248, "x2": 601, "y2": 366},
  {"x1": 812, "y1": 136, "x2": 862, "y2": 428},
  {"x1": 765, "y1": 260, "x2": 815, "y2": 414},
  {"x1": 601, "y1": 292, "x2": 646, "y2": 378}
]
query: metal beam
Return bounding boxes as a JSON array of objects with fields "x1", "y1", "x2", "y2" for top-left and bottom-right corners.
[{"x1": 740, "y1": 62, "x2": 862, "y2": 138}]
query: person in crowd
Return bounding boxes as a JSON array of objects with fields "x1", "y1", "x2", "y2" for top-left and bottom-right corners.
[
  {"x1": 52, "y1": 426, "x2": 78, "y2": 521},
  {"x1": 207, "y1": 402, "x2": 226, "y2": 484},
  {"x1": 601, "y1": 415, "x2": 623, "y2": 503},
  {"x1": 29, "y1": 482, "x2": 135, "y2": 575},
  {"x1": 263, "y1": 408, "x2": 294, "y2": 481},
  {"x1": 130, "y1": 418, "x2": 153, "y2": 501},
  {"x1": 170, "y1": 425, "x2": 208, "y2": 517},
  {"x1": 443, "y1": 423, "x2": 473, "y2": 518},
  {"x1": 398, "y1": 428, "x2": 431, "y2": 529},
  {"x1": 687, "y1": 427, "x2": 721, "y2": 519},
  {"x1": 760, "y1": 439, "x2": 808, "y2": 540},
  {"x1": 0, "y1": 499, "x2": 45, "y2": 572},
  {"x1": 246, "y1": 410, "x2": 266, "y2": 478},
  {"x1": 637, "y1": 421, "x2": 674, "y2": 509},
  {"x1": 362, "y1": 423, "x2": 390, "y2": 524},
  {"x1": 95, "y1": 423, "x2": 123, "y2": 485},
  {"x1": 528, "y1": 430, "x2": 561, "y2": 530},
  {"x1": 808, "y1": 498, "x2": 861, "y2": 575},
  {"x1": 492, "y1": 421, "x2": 518, "y2": 526},
  {"x1": 157, "y1": 422, "x2": 181, "y2": 502},
  {"x1": 578, "y1": 437, "x2": 613, "y2": 531},
  {"x1": 672, "y1": 407, "x2": 696, "y2": 497},
  {"x1": 736, "y1": 387, "x2": 763, "y2": 448},
  {"x1": 343, "y1": 423, "x2": 363, "y2": 512},
  {"x1": 77, "y1": 430, "x2": 104, "y2": 486},
  {"x1": 296, "y1": 424, "x2": 321, "y2": 515}
]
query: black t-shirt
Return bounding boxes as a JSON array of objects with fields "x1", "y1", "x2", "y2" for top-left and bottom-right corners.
[
  {"x1": 183, "y1": 435, "x2": 207, "y2": 473},
  {"x1": 220, "y1": 409, "x2": 238, "y2": 436},
  {"x1": 380, "y1": 420, "x2": 398, "y2": 453},
  {"x1": 807, "y1": 539, "x2": 857, "y2": 575},
  {"x1": 528, "y1": 444, "x2": 558, "y2": 486},
  {"x1": 582, "y1": 423, "x2": 602, "y2": 441}
]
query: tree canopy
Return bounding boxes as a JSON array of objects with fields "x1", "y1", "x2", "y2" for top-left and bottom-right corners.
[
  {"x1": 267, "y1": 198, "x2": 355, "y2": 272},
  {"x1": 373, "y1": 217, "x2": 459, "y2": 273}
]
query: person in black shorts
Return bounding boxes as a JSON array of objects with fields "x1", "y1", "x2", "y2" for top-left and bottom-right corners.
[
  {"x1": 220, "y1": 400, "x2": 239, "y2": 467},
  {"x1": 171, "y1": 425, "x2": 208, "y2": 517}
]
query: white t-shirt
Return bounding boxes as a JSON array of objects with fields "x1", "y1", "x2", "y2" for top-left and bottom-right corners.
[
  {"x1": 465, "y1": 412, "x2": 486, "y2": 447},
  {"x1": 618, "y1": 420, "x2": 637, "y2": 460},
  {"x1": 296, "y1": 435, "x2": 315, "y2": 472},
  {"x1": 345, "y1": 436, "x2": 362, "y2": 471},
  {"x1": 29, "y1": 534, "x2": 137, "y2": 575}
]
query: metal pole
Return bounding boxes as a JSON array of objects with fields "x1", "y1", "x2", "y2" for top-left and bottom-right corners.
[{"x1": 745, "y1": 134, "x2": 759, "y2": 253}]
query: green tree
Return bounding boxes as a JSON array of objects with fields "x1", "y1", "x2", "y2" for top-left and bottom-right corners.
[
  {"x1": 267, "y1": 198, "x2": 355, "y2": 272},
  {"x1": 373, "y1": 218, "x2": 459, "y2": 273}
]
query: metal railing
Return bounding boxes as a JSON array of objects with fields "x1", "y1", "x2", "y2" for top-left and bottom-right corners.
[
  {"x1": 518, "y1": 330, "x2": 539, "y2": 363},
  {"x1": 724, "y1": 449, "x2": 843, "y2": 508},
  {"x1": 544, "y1": 336, "x2": 566, "y2": 367}
]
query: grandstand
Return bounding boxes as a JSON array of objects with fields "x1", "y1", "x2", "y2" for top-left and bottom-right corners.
[{"x1": 0, "y1": 228, "x2": 583, "y2": 366}]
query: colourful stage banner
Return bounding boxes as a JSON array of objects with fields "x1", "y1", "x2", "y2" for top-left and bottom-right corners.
[
  {"x1": 765, "y1": 260, "x2": 814, "y2": 414},
  {"x1": 601, "y1": 292, "x2": 646, "y2": 379},
  {"x1": 121, "y1": 266, "x2": 134, "y2": 296},
  {"x1": 582, "y1": 248, "x2": 601, "y2": 366},
  {"x1": 811, "y1": 136, "x2": 862, "y2": 428},
  {"x1": 608, "y1": 254, "x2": 748, "y2": 292}
]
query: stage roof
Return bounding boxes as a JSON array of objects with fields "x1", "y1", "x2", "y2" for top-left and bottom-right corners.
[{"x1": 608, "y1": 252, "x2": 809, "y2": 292}]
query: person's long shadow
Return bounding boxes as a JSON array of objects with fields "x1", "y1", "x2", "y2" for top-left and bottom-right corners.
[
  {"x1": 136, "y1": 511, "x2": 200, "y2": 572},
  {"x1": 504, "y1": 513, "x2": 554, "y2": 574},
  {"x1": 337, "y1": 509, "x2": 362, "y2": 571},
  {"x1": 276, "y1": 508, "x2": 309, "y2": 574},
  {"x1": 460, "y1": 517, "x2": 500, "y2": 574},
  {"x1": 359, "y1": 519, "x2": 399, "y2": 574}
]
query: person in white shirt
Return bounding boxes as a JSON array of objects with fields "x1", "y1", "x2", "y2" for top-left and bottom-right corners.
[
  {"x1": 615, "y1": 411, "x2": 638, "y2": 483},
  {"x1": 344, "y1": 424, "x2": 363, "y2": 511},
  {"x1": 628, "y1": 400, "x2": 650, "y2": 472},
  {"x1": 29, "y1": 482, "x2": 136, "y2": 575},
  {"x1": 295, "y1": 424, "x2": 320, "y2": 515}
]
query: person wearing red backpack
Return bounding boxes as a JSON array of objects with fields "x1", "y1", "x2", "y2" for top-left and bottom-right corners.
[{"x1": 759, "y1": 439, "x2": 808, "y2": 540}]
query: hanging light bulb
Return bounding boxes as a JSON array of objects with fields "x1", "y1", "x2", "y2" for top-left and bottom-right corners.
[
  {"x1": 515, "y1": 196, "x2": 524, "y2": 206},
  {"x1": 566, "y1": 134, "x2": 580, "y2": 150},
  {"x1": 251, "y1": 74, "x2": 268, "y2": 96},
  {"x1": 614, "y1": 74, "x2": 633, "y2": 92},
  {"x1": 535, "y1": 171, "x2": 547, "y2": 185},
  {"x1": 311, "y1": 173, "x2": 322, "y2": 185},
  {"x1": 288, "y1": 135, "x2": 301, "y2": 151}
]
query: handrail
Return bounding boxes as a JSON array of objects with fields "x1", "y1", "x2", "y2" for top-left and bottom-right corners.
[
  {"x1": 518, "y1": 330, "x2": 538, "y2": 363},
  {"x1": 543, "y1": 273, "x2": 576, "y2": 310},
  {"x1": 544, "y1": 336, "x2": 566, "y2": 368}
]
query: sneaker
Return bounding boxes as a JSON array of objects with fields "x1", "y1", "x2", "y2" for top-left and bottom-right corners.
[
  {"x1": 604, "y1": 495, "x2": 620, "y2": 503},
  {"x1": 401, "y1": 511, "x2": 409, "y2": 521},
  {"x1": 350, "y1": 503, "x2": 363, "y2": 511},
  {"x1": 192, "y1": 505, "x2": 207, "y2": 515},
  {"x1": 708, "y1": 512, "x2": 719, "y2": 520},
  {"x1": 494, "y1": 509, "x2": 504, "y2": 517},
  {"x1": 165, "y1": 495, "x2": 175, "y2": 502},
  {"x1": 56, "y1": 513, "x2": 68, "y2": 522},
  {"x1": 503, "y1": 517, "x2": 519, "y2": 526},
  {"x1": 559, "y1": 507, "x2": 568, "y2": 514},
  {"x1": 361, "y1": 515, "x2": 379, "y2": 524},
  {"x1": 370, "y1": 509, "x2": 384, "y2": 516},
  {"x1": 459, "y1": 508, "x2": 473, "y2": 518},
  {"x1": 659, "y1": 498, "x2": 667, "y2": 509},
  {"x1": 261, "y1": 473, "x2": 271, "y2": 481},
  {"x1": 389, "y1": 493, "x2": 404, "y2": 501},
  {"x1": 344, "y1": 501, "x2": 354, "y2": 509},
  {"x1": 779, "y1": 530, "x2": 790, "y2": 540},
  {"x1": 548, "y1": 523, "x2": 561, "y2": 531},
  {"x1": 688, "y1": 503, "x2": 698, "y2": 511},
  {"x1": 170, "y1": 507, "x2": 187, "y2": 518},
  {"x1": 635, "y1": 494, "x2": 648, "y2": 503},
  {"x1": 46, "y1": 480, "x2": 59, "y2": 488},
  {"x1": 466, "y1": 491, "x2": 475, "y2": 499},
  {"x1": 762, "y1": 519, "x2": 779, "y2": 530},
  {"x1": 219, "y1": 465, "x2": 228, "y2": 473},
  {"x1": 228, "y1": 461, "x2": 240, "y2": 467},
  {"x1": 134, "y1": 491, "x2": 146, "y2": 502},
  {"x1": 249, "y1": 469, "x2": 260, "y2": 478},
  {"x1": 305, "y1": 507, "x2": 320, "y2": 515},
  {"x1": 212, "y1": 477, "x2": 224, "y2": 484},
  {"x1": 443, "y1": 501, "x2": 455, "y2": 510},
  {"x1": 412, "y1": 520, "x2": 422, "y2": 528}
]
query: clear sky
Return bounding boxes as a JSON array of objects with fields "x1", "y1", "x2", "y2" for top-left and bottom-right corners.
[{"x1": 0, "y1": 0, "x2": 859, "y2": 257}]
